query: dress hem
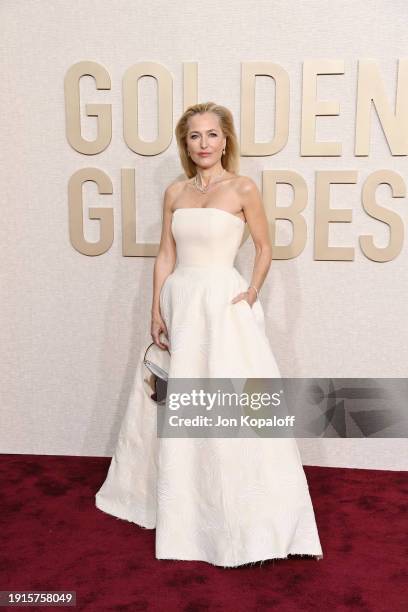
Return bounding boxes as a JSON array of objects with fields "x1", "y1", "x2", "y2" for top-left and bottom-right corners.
[
  {"x1": 95, "y1": 494, "x2": 155, "y2": 530},
  {"x1": 156, "y1": 552, "x2": 324, "y2": 568},
  {"x1": 95, "y1": 495, "x2": 324, "y2": 568}
]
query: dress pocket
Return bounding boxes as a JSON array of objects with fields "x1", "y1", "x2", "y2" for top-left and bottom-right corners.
[{"x1": 232, "y1": 299, "x2": 252, "y2": 311}]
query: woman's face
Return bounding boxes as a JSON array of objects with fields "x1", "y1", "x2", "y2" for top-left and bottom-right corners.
[{"x1": 186, "y1": 112, "x2": 226, "y2": 168}]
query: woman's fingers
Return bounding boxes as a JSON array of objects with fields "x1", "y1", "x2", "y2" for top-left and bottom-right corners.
[
  {"x1": 230, "y1": 291, "x2": 254, "y2": 308},
  {"x1": 152, "y1": 333, "x2": 168, "y2": 350},
  {"x1": 230, "y1": 291, "x2": 247, "y2": 304},
  {"x1": 151, "y1": 319, "x2": 169, "y2": 350}
]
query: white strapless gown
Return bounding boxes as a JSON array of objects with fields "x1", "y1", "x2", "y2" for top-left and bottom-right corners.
[{"x1": 95, "y1": 207, "x2": 323, "y2": 567}]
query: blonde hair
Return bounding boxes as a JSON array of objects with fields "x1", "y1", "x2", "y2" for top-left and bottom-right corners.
[{"x1": 175, "y1": 102, "x2": 240, "y2": 178}]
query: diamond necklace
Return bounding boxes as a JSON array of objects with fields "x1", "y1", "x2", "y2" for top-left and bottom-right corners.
[{"x1": 193, "y1": 168, "x2": 225, "y2": 193}]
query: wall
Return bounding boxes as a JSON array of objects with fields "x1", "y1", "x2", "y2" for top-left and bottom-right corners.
[{"x1": 1, "y1": 0, "x2": 407, "y2": 469}]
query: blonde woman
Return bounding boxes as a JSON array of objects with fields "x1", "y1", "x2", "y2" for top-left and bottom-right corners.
[{"x1": 96, "y1": 102, "x2": 323, "y2": 567}]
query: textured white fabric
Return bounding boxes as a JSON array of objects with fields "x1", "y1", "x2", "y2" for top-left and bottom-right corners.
[{"x1": 95, "y1": 207, "x2": 323, "y2": 566}]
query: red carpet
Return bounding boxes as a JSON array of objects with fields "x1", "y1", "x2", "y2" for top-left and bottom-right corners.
[{"x1": 0, "y1": 454, "x2": 406, "y2": 611}]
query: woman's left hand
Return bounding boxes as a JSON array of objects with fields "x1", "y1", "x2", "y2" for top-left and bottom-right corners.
[{"x1": 231, "y1": 290, "x2": 255, "y2": 308}]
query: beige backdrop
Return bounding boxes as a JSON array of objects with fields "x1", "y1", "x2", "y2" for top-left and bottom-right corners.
[{"x1": 1, "y1": 0, "x2": 407, "y2": 469}]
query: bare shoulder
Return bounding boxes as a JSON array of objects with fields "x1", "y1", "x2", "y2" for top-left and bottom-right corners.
[
  {"x1": 163, "y1": 178, "x2": 189, "y2": 210},
  {"x1": 234, "y1": 175, "x2": 259, "y2": 196},
  {"x1": 164, "y1": 177, "x2": 188, "y2": 199},
  {"x1": 235, "y1": 175, "x2": 258, "y2": 195}
]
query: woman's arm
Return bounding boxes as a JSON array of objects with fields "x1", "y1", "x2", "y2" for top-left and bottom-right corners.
[
  {"x1": 232, "y1": 177, "x2": 273, "y2": 307},
  {"x1": 150, "y1": 183, "x2": 177, "y2": 348}
]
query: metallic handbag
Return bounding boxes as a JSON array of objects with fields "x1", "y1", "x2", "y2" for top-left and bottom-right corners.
[{"x1": 143, "y1": 341, "x2": 170, "y2": 405}]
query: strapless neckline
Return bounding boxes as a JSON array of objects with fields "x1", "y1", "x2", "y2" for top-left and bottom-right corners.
[{"x1": 172, "y1": 207, "x2": 245, "y2": 225}]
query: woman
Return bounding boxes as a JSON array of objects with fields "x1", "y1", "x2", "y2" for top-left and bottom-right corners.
[{"x1": 95, "y1": 102, "x2": 323, "y2": 567}]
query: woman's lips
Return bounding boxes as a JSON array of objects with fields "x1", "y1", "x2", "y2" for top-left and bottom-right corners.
[{"x1": 198, "y1": 152, "x2": 211, "y2": 156}]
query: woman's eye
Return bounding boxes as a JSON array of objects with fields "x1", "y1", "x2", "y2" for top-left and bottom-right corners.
[{"x1": 190, "y1": 133, "x2": 217, "y2": 139}]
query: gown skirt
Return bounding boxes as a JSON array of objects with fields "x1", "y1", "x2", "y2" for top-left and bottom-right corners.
[{"x1": 95, "y1": 206, "x2": 323, "y2": 567}]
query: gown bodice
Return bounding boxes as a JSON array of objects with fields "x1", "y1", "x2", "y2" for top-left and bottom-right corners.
[{"x1": 171, "y1": 207, "x2": 245, "y2": 268}]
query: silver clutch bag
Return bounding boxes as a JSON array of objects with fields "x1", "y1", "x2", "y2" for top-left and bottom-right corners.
[{"x1": 143, "y1": 341, "x2": 170, "y2": 405}]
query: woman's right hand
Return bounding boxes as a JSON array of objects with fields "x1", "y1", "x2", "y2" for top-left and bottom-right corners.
[{"x1": 151, "y1": 311, "x2": 169, "y2": 351}]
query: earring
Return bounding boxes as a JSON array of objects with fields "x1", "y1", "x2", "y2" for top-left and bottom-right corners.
[{"x1": 222, "y1": 148, "x2": 226, "y2": 155}]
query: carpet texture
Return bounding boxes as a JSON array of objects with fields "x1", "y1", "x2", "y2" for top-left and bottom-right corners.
[{"x1": 0, "y1": 454, "x2": 406, "y2": 611}]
